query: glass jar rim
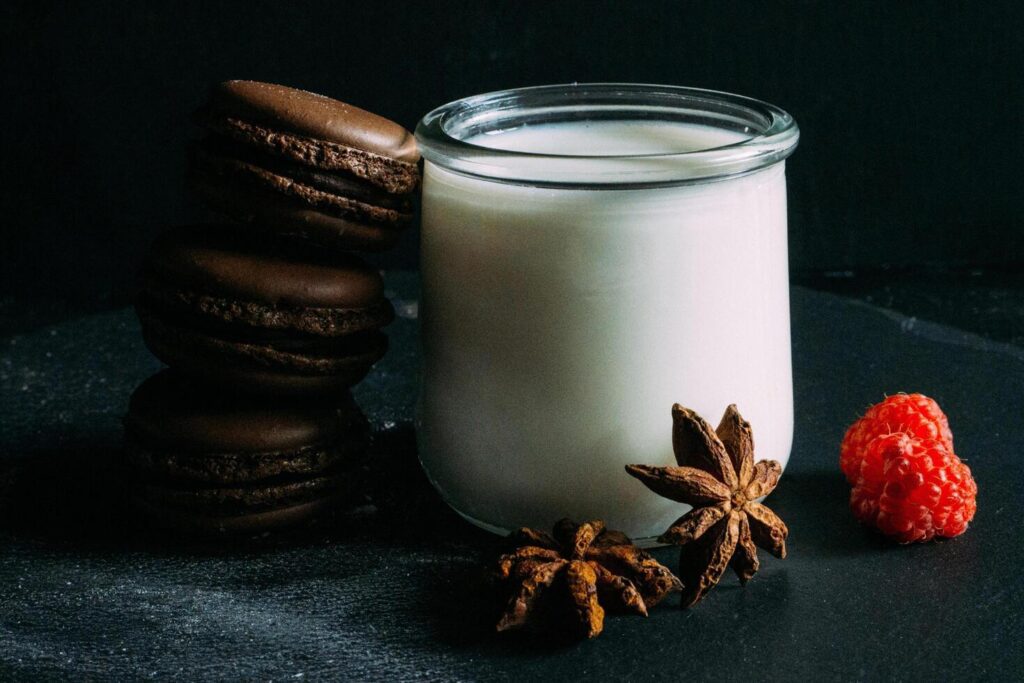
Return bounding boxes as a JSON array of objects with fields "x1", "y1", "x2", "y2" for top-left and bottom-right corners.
[{"x1": 415, "y1": 83, "x2": 799, "y2": 188}]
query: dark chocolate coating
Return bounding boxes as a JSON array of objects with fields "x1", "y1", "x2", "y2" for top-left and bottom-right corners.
[
  {"x1": 128, "y1": 493, "x2": 341, "y2": 535},
  {"x1": 189, "y1": 173, "x2": 405, "y2": 253},
  {"x1": 124, "y1": 370, "x2": 365, "y2": 455},
  {"x1": 190, "y1": 142, "x2": 413, "y2": 226},
  {"x1": 137, "y1": 309, "x2": 389, "y2": 396},
  {"x1": 198, "y1": 116, "x2": 420, "y2": 195},
  {"x1": 207, "y1": 80, "x2": 419, "y2": 164},
  {"x1": 191, "y1": 81, "x2": 420, "y2": 252},
  {"x1": 125, "y1": 440, "x2": 356, "y2": 485},
  {"x1": 197, "y1": 136, "x2": 411, "y2": 211},
  {"x1": 138, "y1": 284, "x2": 395, "y2": 338},
  {"x1": 143, "y1": 226, "x2": 387, "y2": 310},
  {"x1": 138, "y1": 475, "x2": 348, "y2": 514},
  {"x1": 123, "y1": 371, "x2": 369, "y2": 534},
  {"x1": 136, "y1": 226, "x2": 392, "y2": 392}
]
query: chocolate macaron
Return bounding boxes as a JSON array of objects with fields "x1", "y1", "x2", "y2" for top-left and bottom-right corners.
[
  {"x1": 189, "y1": 80, "x2": 420, "y2": 252},
  {"x1": 124, "y1": 371, "x2": 369, "y2": 534},
  {"x1": 136, "y1": 225, "x2": 394, "y2": 395}
]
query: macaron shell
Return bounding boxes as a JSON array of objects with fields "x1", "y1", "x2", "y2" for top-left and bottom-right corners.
[
  {"x1": 137, "y1": 304, "x2": 390, "y2": 373},
  {"x1": 207, "y1": 80, "x2": 420, "y2": 164},
  {"x1": 129, "y1": 492, "x2": 342, "y2": 535},
  {"x1": 140, "y1": 319, "x2": 387, "y2": 396},
  {"x1": 194, "y1": 136, "x2": 413, "y2": 210},
  {"x1": 138, "y1": 303, "x2": 389, "y2": 368},
  {"x1": 124, "y1": 370, "x2": 365, "y2": 453},
  {"x1": 124, "y1": 440, "x2": 363, "y2": 485},
  {"x1": 201, "y1": 116, "x2": 420, "y2": 196},
  {"x1": 190, "y1": 174, "x2": 406, "y2": 252},
  {"x1": 137, "y1": 280, "x2": 395, "y2": 337},
  {"x1": 190, "y1": 147, "x2": 412, "y2": 226},
  {"x1": 138, "y1": 474, "x2": 349, "y2": 513},
  {"x1": 143, "y1": 226, "x2": 386, "y2": 309}
]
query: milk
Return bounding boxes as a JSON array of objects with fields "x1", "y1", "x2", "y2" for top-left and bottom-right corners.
[{"x1": 417, "y1": 120, "x2": 793, "y2": 541}]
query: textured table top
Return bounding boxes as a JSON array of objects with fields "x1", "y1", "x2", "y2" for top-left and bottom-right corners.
[{"x1": 1, "y1": 272, "x2": 1022, "y2": 681}]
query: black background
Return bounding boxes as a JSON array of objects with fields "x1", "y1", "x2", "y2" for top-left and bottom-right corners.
[{"x1": 2, "y1": 1, "x2": 1021, "y2": 324}]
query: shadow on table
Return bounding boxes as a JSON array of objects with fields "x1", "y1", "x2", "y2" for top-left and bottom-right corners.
[
  {"x1": 769, "y1": 469, "x2": 912, "y2": 557},
  {"x1": 0, "y1": 426, "x2": 912, "y2": 654},
  {"x1": 0, "y1": 436, "x2": 132, "y2": 550},
  {"x1": 419, "y1": 559, "x2": 594, "y2": 654},
  {"x1": 0, "y1": 423, "x2": 493, "y2": 555}
]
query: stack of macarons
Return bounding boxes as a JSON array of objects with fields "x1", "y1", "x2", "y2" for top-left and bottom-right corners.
[{"x1": 125, "y1": 81, "x2": 420, "y2": 535}]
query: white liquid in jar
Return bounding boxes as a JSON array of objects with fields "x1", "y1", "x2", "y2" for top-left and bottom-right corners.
[{"x1": 417, "y1": 120, "x2": 793, "y2": 541}]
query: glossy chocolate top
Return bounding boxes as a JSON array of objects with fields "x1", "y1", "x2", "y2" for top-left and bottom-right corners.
[
  {"x1": 207, "y1": 80, "x2": 419, "y2": 163},
  {"x1": 125, "y1": 370, "x2": 356, "y2": 452},
  {"x1": 143, "y1": 226, "x2": 385, "y2": 309}
]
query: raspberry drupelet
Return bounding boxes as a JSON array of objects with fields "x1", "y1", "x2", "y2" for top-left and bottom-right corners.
[
  {"x1": 848, "y1": 432, "x2": 977, "y2": 543},
  {"x1": 840, "y1": 393, "x2": 954, "y2": 484}
]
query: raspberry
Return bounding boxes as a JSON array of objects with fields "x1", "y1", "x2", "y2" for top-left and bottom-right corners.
[
  {"x1": 849, "y1": 433, "x2": 977, "y2": 543},
  {"x1": 840, "y1": 393, "x2": 953, "y2": 484}
]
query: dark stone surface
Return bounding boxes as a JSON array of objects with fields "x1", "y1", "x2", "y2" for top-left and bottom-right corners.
[
  {"x1": 794, "y1": 267, "x2": 1024, "y2": 348},
  {"x1": 1, "y1": 272, "x2": 1021, "y2": 681}
]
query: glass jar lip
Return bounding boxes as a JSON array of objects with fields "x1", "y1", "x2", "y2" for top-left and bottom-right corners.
[{"x1": 415, "y1": 83, "x2": 799, "y2": 188}]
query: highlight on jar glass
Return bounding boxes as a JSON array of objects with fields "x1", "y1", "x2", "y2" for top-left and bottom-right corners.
[{"x1": 414, "y1": 84, "x2": 799, "y2": 543}]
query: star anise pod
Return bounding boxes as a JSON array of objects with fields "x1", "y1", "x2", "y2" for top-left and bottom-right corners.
[
  {"x1": 494, "y1": 518, "x2": 681, "y2": 639},
  {"x1": 626, "y1": 404, "x2": 788, "y2": 608}
]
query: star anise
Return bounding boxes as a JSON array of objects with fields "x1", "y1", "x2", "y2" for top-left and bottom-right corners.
[
  {"x1": 494, "y1": 518, "x2": 681, "y2": 638},
  {"x1": 626, "y1": 404, "x2": 788, "y2": 608}
]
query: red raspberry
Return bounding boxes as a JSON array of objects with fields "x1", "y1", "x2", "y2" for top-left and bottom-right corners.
[
  {"x1": 840, "y1": 394, "x2": 953, "y2": 484},
  {"x1": 849, "y1": 433, "x2": 977, "y2": 543}
]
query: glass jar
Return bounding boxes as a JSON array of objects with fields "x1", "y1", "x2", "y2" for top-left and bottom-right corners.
[{"x1": 415, "y1": 84, "x2": 799, "y2": 542}]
